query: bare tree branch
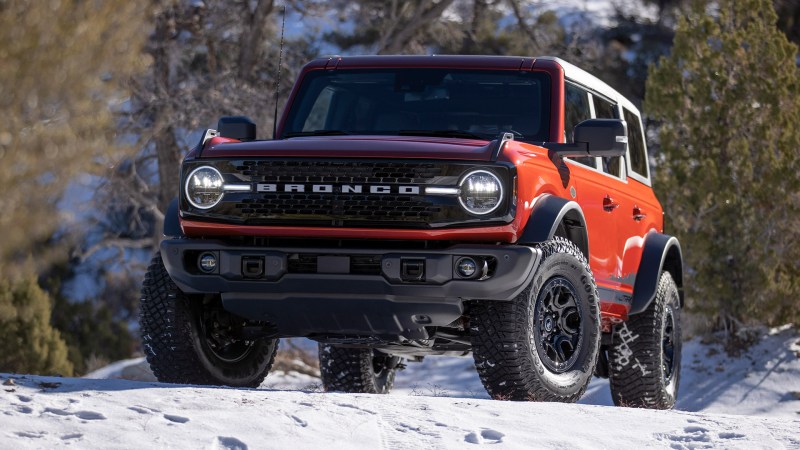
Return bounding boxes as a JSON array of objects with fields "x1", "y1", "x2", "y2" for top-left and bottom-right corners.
[
  {"x1": 378, "y1": 0, "x2": 456, "y2": 54},
  {"x1": 238, "y1": 0, "x2": 276, "y2": 81},
  {"x1": 507, "y1": 0, "x2": 539, "y2": 48},
  {"x1": 73, "y1": 237, "x2": 155, "y2": 263}
]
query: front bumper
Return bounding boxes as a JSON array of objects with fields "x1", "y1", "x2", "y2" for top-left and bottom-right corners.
[{"x1": 160, "y1": 239, "x2": 540, "y2": 337}]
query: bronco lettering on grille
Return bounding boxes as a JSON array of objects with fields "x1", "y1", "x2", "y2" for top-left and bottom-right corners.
[{"x1": 256, "y1": 184, "x2": 421, "y2": 194}]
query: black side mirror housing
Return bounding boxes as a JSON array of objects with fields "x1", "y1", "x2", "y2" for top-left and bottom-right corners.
[
  {"x1": 573, "y1": 119, "x2": 627, "y2": 157},
  {"x1": 543, "y1": 119, "x2": 627, "y2": 158},
  {"x1": 217, "y1": 116, "x2": 256, "y2": 141}
]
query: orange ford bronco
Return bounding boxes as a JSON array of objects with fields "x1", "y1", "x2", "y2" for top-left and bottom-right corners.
[{"x1": 140, "y1": 55, "x2": 684, "y2": 408}]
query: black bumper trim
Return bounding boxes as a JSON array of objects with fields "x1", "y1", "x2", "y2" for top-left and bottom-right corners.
[{"x1": 160, "y1": 239, "x2": 540, "y2": 336}]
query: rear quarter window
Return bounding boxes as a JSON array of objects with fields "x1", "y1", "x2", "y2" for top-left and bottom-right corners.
[{"x1": 622, "y1": 108, "x2": 649, "y2": 180}]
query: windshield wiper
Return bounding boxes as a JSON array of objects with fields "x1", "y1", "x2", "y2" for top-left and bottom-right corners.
[
  {"x1": 283, "y1": 130, "x2": 352, "y2": 138},
  {"x1": 396, "y1": 129, "x2": 489, "y2": 140}
]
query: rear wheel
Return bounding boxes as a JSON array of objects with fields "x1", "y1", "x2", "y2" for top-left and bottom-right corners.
[
  {"x1": 319, "y1": 345, "x2": 401, "y2": 394},
  {"x1": 469, "y1": 237, "x2": 600, "y2": 402},
  {"x1": 608, "y1": 271, "x2": 682, "y2": 409},
  {"x1": 140, "y1": 253, "x2": 278, "y2": 387}
]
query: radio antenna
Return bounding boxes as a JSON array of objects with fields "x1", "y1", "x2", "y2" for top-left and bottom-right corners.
[{"x1": 272, "y1": 4, "x2": 286, "y2": 139}]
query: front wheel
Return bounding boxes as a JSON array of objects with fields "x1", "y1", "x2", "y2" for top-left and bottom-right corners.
[
  {"x1": 140, "y1": 253, "x2": 278, "y2": 387},
  {"x1": 608, "y1": 271, "x2": 682, "y2": 409},
  {"x1": 469, "y1": 237, "x2": 601, "y2": 402},
  {"x1": 319, "y1": 345, "x2": 401, "y2": 394}
]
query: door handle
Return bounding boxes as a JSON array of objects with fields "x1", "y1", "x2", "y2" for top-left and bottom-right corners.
[
  {"x1": 603, "y1": 195, "x2": 619, "y2": 212},
  {"x1": 633, "y1": 205, "x2": 647, "y2": 221}
]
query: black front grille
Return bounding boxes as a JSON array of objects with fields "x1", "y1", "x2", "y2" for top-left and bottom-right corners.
[
  {"x1": 235, "y1": 160, "x2": 443, "y2": 184},
  {"x1": 181, "y1": 158, "x2": 514, "y2": 228},
  {"x1": 235, "y1": 194, "x2": 440, "y2": 219}
]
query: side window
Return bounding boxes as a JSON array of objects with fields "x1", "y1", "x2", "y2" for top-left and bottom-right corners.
[
  {"x1": 592, "y1": 95, "x2": 622, "y2": 178},
  {"x1": 564, "y1": 83, "x2": 594, "y2": 167},
  {"x1": 622, "y1": 108, "x2": 648, "y2": 179},
  {"x1": 592, "y1": 95, "x2": 619, "y2": 119}
]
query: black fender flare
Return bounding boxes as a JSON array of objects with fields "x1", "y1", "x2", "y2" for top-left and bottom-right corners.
[
  {"x1": 517, "y1": 194, "x2": 589, "y2": 258},
  {"x1": 163, "y1": 198, "x2": 183, "y2": 238},
  {"x1": 630, "y1": 232, "x2": 684, "y2": 315}
]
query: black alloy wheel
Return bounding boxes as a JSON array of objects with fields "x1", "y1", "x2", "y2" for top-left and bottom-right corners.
[
  {"x1": 533, "y1": 277, "x2": 584, "y2": 373},
  {"x1": 196, "y1": 306, "x2": 257, "y2": 365},
  {"x1": 662, "y1": 307, "x2": 677, "y2": 383}
]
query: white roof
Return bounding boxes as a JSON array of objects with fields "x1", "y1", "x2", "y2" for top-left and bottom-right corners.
[{"x1": 537, "y1": 56, "x2": 640, "y2": 117}]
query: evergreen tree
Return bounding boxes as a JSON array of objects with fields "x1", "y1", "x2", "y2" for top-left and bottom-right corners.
[
  {"x1": 646, "y1": 0, "x2": 800, "y2": 329},
  {"x1": 0, "y1": 278, "x2": 73, "y2": 376}
]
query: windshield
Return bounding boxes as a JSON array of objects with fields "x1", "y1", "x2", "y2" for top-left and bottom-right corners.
[{"x1": 282, "y1": 68, "x2": 551, "y2": 142}]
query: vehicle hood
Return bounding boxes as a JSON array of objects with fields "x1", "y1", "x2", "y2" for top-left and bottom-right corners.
[{"x1": 200, "y1": 135, "x2": 495, "y2": 161}]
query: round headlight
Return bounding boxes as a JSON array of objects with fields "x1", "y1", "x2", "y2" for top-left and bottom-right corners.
[
  {"x1": 185, "y1": 166, "x2": 224, "y2": 209},
  {"x1": 458, "y1": 170, "x2": 503, "y2": 215}
]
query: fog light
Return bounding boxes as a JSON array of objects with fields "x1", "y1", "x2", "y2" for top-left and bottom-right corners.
[
  {"x1": 456, "y1": 257, "x2": 477, "y2": 278},
  {"x1": 198, "y1": 253, "x2": 217, "y2": 273}
]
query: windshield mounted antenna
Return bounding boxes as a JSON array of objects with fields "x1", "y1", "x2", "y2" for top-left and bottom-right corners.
[{"x1": 272, "y1": 5, "x2": 286, "y2": 139}]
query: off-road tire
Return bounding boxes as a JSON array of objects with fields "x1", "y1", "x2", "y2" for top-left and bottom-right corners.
[
  {"x1": 469, "y1": 237, "x2": 601, "y2": 402},
  {"x1": 608, "y1": 271, "x2": 681, "y2": 409},
  {"x1": 140, "y1": 253, "x2": 278, "y2": 387},
  {"x1": 319, "y1": 345, "x2": 400, "y2": 394}
]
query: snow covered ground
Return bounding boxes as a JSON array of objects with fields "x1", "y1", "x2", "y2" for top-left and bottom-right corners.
[{"x1": 2, "y1": 327, "x2": 799, "y2": 449}]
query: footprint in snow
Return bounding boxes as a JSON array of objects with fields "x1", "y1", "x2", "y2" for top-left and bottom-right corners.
[
  {"x1": 61, "y1": 433, "x2": 83, "y2": 440},
  {"x1": 464, "y1": 429, "x2": 504, "y2": 444},
  {"x1": 128, "y1": 406, "x2": 152, "y2": 415},
  {"x1": 718, "y1": 432, "x2": 746, "y2": 439},
  {"x1": 163, "y1": 414, "x2": 190, "y2": 424},
  {"x1": 212, "y1": 436, "x2": 248, "y2": 450},
  {"x1": 290, "y1": 415, "x2": 308, "y2": 427},
  {"x1": 335, "y1": 402, "x2": 377, "y2": 415},
  {"x1": 43, "y1": 407, "x2": 106, "y2": 421},
  {"x1": 657, "y1": 425, "x2": 715, "y2": 449},
  {"x1": 16, "y1": 395, "x2": 33, "y2": 403},
  {"x1": 129, "y1": 405, "x2": 160, "y2": 415},
  {"x1": 15, "y1": 431, "x2": 47, "y2": 439},
  {"x1": 14, "y1": 405, "x2": 34, "y2": 414}
]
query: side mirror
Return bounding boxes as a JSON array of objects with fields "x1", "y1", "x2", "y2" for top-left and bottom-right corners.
[
  {"x1": 573, "y1": 119, "x2": 627, "y2": 157},
  {"x1": 217, "y1": 116, "x2": 256, "y2": 141}
]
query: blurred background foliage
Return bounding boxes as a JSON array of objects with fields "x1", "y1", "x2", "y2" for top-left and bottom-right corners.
[
  {"x1": 647, "y1": 0, "x2": 800, "y2": 335},
  {"x1": 0, "y1": 0, "x2": 797, "y2": 375}
]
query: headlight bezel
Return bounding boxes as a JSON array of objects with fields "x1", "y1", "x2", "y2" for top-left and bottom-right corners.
[
  {"x1": 184, "y1": 165, "x2": 225, "y2": 210},
  {"x1": 458, "y1": 169, "x2": 505, "y2": 216}
]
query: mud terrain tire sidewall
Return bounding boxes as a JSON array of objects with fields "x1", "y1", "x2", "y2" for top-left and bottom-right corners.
[
  {"x1": 470, "y1": 237, "x2": 600, "y2": 402},
  {"x1": 608, "y1": 271, "x2": 681, "y2": 409},
  {"x1": 140, "y1": 253, "x2": 278, "y2": 387},
  {"x1": 319, "y1": 345, "x2": 399, "y2": 394}
]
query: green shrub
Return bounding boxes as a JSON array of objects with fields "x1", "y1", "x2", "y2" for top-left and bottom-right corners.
[
  {"x1": 0, "y1": 278, "x2": 73, "y2": 376},
  {"x1": 51, "y1": 294, "x2": 136, "y2": 375}
]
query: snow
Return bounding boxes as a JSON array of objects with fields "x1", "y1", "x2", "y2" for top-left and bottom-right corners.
[{"x1": 2, "y1": 328, "x2": 799, "y2": 448}]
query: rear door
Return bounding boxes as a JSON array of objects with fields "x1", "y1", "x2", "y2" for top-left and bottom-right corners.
[{"x1": 616, "y1": 107, "x2": 661, "y2": 295}]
